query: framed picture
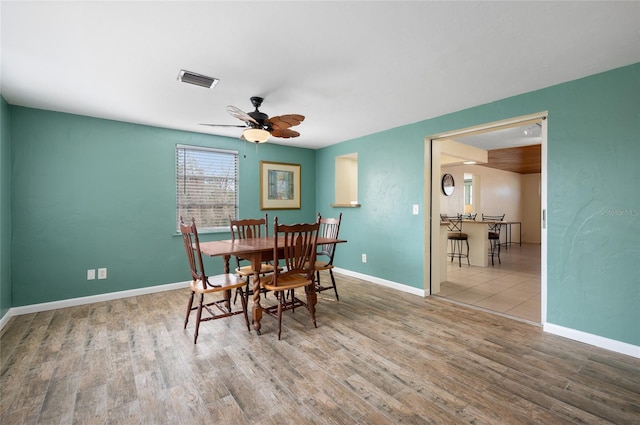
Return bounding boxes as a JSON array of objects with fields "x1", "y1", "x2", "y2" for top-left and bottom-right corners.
[{"x1": 260, "y1": 161, "x2": 301, "y2": 210}]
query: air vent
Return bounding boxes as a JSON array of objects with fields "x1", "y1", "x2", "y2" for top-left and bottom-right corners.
[{"x1": 177, "y1": 70, "x2": 219, "y2": 89}]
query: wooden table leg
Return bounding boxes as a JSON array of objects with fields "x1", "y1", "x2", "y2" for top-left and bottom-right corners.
[
  {"x1": 305, "y1": 277, "x2": 318, "y2": 328},
  {"x1": 251, "y1": 256, "x2": 263, "y2": 334},
  {"x1": 222, "y1": 255, "x2": 231, "y2": 310}
]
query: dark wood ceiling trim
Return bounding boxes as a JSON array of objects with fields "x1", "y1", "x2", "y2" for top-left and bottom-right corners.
[{"x1": 479, "y1": 144, "x2": 541, "y2": 174}]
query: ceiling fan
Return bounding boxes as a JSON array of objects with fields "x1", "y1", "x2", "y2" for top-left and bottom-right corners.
[{"x1": 201, "y1": 96, "x2": 305, "y2": 143}]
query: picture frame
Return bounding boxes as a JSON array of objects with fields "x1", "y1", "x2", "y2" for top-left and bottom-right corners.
[{"x1": 260, "y1": 161, "x2": 301, "y2": 210}]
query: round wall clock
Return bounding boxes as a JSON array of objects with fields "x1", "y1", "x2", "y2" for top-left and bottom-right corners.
[{"x1": 442, "y1": 173, "x2": 455, "y2": 196}]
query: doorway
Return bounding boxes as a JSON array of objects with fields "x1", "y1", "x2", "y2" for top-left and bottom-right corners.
[{"x1": 426, "y1": 113, "x2": 547, "y2": 324}]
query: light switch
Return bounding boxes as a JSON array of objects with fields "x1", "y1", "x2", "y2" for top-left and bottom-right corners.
[{"x1": 412, "y1": 204, "x2": 419, "y2": 215}]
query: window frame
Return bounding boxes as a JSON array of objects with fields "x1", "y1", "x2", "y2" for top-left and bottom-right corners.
[{"x1": 175, "y1": 144, "x2": 239, "y2": 233}]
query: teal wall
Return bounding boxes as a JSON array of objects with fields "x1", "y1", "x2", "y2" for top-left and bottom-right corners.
[
  {"x1": 9, "y1": 108, "x2": 315, "y2": 306},
  {"x1": 316, "y1": 126, "x2": 427, "y2": 286},
  {"x1": 3, "y1": 63, "x2": 639, "y2": 348},
  {"x1": 0, "y1": 97, "x2": 11, "y2": 318},
  {"x1": 317, "y1": 63, "x2": 639, "y2": 346}
]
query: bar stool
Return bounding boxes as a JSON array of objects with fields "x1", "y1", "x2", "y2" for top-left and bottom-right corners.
[
  {"x1": 482, "y1": 214, "x2": 505, "y2": 265},
  {"x1": 444, "y1": 217, "x2": 469, "y2": 267}
]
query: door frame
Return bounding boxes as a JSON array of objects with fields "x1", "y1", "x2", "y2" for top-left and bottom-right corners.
[{"x1": 424, "y1": 111, "x2": 548, "y2": 323}]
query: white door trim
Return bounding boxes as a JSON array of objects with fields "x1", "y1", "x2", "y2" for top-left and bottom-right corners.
[{"x1": 424, "y1": 111, "x2": 548, "y2": 324}]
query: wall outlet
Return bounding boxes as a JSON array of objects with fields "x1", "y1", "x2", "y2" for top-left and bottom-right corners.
[
  {"x1": 362, "y1": 254, "x2": 367, "y2": 263},
  {"x1": 87, "y1": 269, "x2": 96, "y2": 280},
  {"x1": 98, "y1": 268, "x2": 107, "y2": 279}
]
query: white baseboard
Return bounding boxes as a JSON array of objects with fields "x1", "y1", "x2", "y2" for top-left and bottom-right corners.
[
  {"x1": 544, "y1": 322, "x2": 640, "y2": 359},
  {"x1": 0, "y1": 281, "x2": 191, "y2": 330},
  {"x1": 333, "y1": 267, "x2": 426, "y2": 297}
]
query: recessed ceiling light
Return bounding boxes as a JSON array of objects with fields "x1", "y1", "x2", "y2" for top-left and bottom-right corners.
[
  {"x1": 177, "y1": 70, "x2": 219, "y2": 89},
  {"x1": 463, "y1": 161, "x2": 477, "y2": 165}
]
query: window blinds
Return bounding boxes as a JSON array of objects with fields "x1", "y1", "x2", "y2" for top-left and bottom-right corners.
[{"x1": 176, "y1": 145, "x2": 238, "y2": 231}]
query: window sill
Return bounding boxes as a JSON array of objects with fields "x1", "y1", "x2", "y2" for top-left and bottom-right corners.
[
  {"x1": 331, "y1": 203, "x2": 361, "y2": 208},
  {"x1": 173, "y1": 227, "x2": 229, "y2": 236}
]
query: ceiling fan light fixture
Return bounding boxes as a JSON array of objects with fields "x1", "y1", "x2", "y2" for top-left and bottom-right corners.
[
  {"x1": 243, "y1": 128, "x2": 270, "y2": 143},
  {"x1": 177, "y1": 69, "x2": 219, "y2": 89}
]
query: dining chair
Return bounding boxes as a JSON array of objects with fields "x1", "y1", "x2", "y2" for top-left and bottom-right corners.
[
  {"x1": 229, "y1": 213, "x2": 278, "y2": 305},
  {"x1": 482, "y1": 214, "x2": 506, "y2": 265},
  {"x1": 258, "y1": 216, "x2": 320, "y2": 340},
  {"x1": 312, "y1": 212, "x2": 342, "y2": 301},
  {"x1": 180, "y1": 217, "x2": 250, "y2": 344}
]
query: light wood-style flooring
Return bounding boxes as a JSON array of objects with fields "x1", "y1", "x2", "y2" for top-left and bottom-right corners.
[
  {"x1": 439, "y1": 243, "x2": 541, "y2": 323},
  {"x1": 2, "y1": 273, "x2": 639, "y2": 424}
]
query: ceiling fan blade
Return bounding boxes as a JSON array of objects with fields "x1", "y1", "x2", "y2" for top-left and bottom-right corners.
[
  {"x1": 199, "y1": 123, "x2": 247, "y2": 128},
  {"x1": 227, "y1": 105, "x2": 259, "y2": 126},
  {"x1": 266, "y1": 114, "x2": 305, "y2": 130},
  {"x1": 270, "y1": 128, "x2": 300, "y2": 139}
]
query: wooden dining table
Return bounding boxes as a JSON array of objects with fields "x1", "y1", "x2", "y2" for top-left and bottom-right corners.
[{"x1": 199, "y1": 236, "x2": 346, "y2": 334}]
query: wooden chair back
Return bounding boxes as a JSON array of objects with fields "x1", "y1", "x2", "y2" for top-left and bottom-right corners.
[
  {"x1": 230, "y1": 213, "x2": 268, "y2": 241},
  {"x1": 271, "y1": 217, "x2": 320, "y2": 286},
  {"x1": 316, "y1": 212, "x2": 342, "y2": 265},
  {"x1": 180, "y1": 216, "x2": 208, "y2": 285}
]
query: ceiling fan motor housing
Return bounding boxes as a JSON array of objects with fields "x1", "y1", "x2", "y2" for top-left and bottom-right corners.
[
  {"x1": 248, "y1": 110, "x2": 269, "y2": 128},
  {"x1": 248, "y1": 97, "x2": 269, "y2": 128}
]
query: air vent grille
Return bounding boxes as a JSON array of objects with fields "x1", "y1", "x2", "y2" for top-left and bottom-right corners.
[{"x1": 178, "y1": 70, "x2": 219, "y2": 89}]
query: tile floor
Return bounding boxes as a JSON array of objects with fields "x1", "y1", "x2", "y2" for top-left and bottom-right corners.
[{"x1": 437, "y1": 242, "x2": 541, "y2": 324}]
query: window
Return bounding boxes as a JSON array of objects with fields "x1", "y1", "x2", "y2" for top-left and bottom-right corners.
[
  {"x1": 176, "y1": 144, "x2": 238, "y2": 232},
  {"x1": 464, "y1": 177, "x2": 473, "y2": 206}
]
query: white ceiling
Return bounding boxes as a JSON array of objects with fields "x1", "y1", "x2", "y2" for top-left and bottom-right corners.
[
  {"x1": 2, "y1": 1, "x2": 639, "y2": 150},
  {"x1": 452, "y1": 123, "x2": 543, "y2": 151}
]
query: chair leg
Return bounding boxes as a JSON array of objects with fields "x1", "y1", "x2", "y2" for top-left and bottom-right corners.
[
  {"x1": 288, "y1": 289, "x2": 296, "y2": 313},
  {"x1": 465, "y1": 239, "x2": 470, "y2": 266},
  {"x1": 489, "y1": 238, "x2": 501, "y2": 265},
  {"x1": 243, "y1": 276, "x2": 251, "y2": 308},
  {"x1": 449, "y1": 240, "x2": 455, "y2": 263},
  {"x1": 194, "y1": 293, "x2": 204, "y2": 344},
  {"x1": 184, "y1": 290, "x2": 195, "y2": 329},
  {"x1": 329, "y1": 269, "x2": 339, "y2": 301},
  {"x1": 238, "y1": 287, "x2": 250, "y2": 332},
  {"x1": 277, "y1": 292, "x2": 284, "y2": 340}
]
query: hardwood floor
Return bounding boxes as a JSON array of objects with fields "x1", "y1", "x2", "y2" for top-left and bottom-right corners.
[
  {"x1": 2, "y1": 273, "x2": 639, "y2": 424},
  {"x1": 439, "y1": 243, "x2": 541, "y2": 323}
]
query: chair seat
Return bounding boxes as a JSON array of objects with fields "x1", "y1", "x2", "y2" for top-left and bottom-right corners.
[
  {"x1": 190, "y1": 274, "x2": 246, "y2": 294},
  {"x1": 488, "y1": 231, "x2": 500, "y2": 239},
  {"x1": 447, "y1": 232, "x2": 468, "y2": 240},
  {"x1": 235, "y1": 263, "x2": 277, "y2": 276},
  {"x1": 304, "y1": 260, "x2": 333, "y2": 271},
  {"x1": 260, "y1": 273, "x2": 313, "y2": 292}
]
